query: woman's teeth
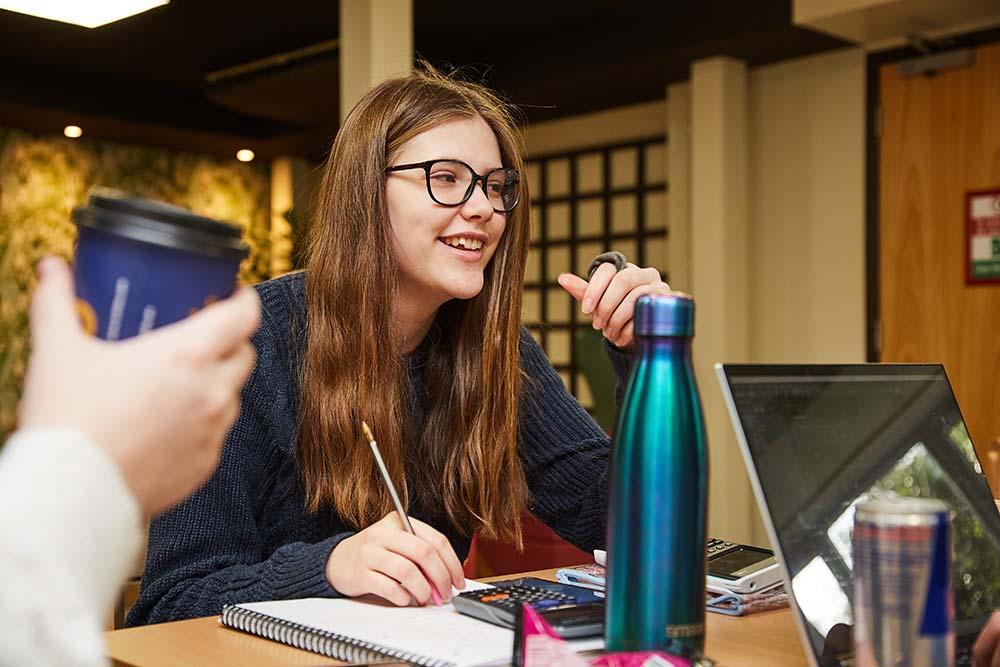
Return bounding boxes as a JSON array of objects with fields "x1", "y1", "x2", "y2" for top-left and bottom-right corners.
[{"x1": 442, "y1": 237, "x2": 483, "y2": 250}]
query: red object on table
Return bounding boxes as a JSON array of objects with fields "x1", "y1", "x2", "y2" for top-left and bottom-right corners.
[{"x1": 464, "y1": 512, "x2": 590, "y2": 578}]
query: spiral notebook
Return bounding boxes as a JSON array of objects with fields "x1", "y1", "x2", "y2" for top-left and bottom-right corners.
[{"x1": 220, "y1": 584, "x2": 603, "y2": 667}]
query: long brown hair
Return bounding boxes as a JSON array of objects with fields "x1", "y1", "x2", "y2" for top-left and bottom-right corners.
[{"x1": 298, "y1": 66, "x2": 530, "y2": 545}]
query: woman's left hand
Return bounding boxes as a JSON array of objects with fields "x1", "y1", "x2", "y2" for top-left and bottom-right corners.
[{"x1": 557, "y1": 262, "x2": 672, "y2": 350}]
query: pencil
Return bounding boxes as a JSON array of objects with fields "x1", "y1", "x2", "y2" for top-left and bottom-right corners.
[{"x1": 361, "y1": 421, "x2": 444, "y2": 606}]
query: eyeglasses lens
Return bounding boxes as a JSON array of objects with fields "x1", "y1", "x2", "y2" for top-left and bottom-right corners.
[{"x1": 427, "y1": 161, "x2": 519, "y2": 212}]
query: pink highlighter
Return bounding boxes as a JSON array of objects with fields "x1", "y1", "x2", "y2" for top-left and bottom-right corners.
[{"x1": 361, "y1": 421, "x2": 444, "y2": 606}]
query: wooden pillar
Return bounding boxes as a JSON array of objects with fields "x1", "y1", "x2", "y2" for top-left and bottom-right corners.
[
  {"x1": 340, "y1": 0, "x2": 413, "y2": 122},
  {"x1": 689, "y1": 57, "x2": 760, "y2": 545}
]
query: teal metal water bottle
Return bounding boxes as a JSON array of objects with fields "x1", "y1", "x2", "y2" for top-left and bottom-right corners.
[{"x1": 605, "y1": 293, "x2": 708, "y2": 654}]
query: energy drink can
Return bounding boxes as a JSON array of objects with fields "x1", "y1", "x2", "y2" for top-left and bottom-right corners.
[{"x1": 853, "y1": 498, "x2": 953, "y2": 667}]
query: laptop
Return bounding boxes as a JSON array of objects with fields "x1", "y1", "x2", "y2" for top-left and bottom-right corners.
[{"x1": 715, "y1": 363, "x2": 1000, "y2": 667}]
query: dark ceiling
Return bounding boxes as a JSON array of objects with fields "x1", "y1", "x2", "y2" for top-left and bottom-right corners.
[{"x1": 0, "y1": 1, "x2": 849, "y2": 160}]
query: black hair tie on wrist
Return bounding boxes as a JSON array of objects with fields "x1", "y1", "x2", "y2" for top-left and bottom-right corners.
[{"x1": 586, "y1": 251, "x2": 628, "y2": 281}]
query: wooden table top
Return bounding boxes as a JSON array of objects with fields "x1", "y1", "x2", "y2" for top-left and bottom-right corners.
[{"x1": 105, "y1": 568, "x2": 810, "y2": 667}]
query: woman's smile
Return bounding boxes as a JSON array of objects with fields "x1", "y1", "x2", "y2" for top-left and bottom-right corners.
[{"x1": 438, "y1": 232, "x2": 488, "y2": 262}]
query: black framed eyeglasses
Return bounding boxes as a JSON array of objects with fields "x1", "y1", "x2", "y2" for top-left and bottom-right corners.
[{"x1": 386, "y1": 159, "x2": 521, "y2": 213}]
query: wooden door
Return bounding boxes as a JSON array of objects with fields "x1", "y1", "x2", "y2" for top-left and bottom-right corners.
[{"x1": 880, "y1": 41, "x2": 1000, "y2": 490}]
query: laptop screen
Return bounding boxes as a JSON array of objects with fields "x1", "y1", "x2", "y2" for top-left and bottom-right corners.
[{"x1": 717, "y1": 364, "x2": 1000, "y2": 666}]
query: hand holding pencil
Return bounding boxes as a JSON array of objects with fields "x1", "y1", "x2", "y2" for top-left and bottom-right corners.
[{"x1": 324, "y1": 423, "x2": 466, "y2": 607}]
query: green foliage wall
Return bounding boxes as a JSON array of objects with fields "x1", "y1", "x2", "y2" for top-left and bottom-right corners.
[{"x1": 0, "y1": 128, "x2": 271, "y2": 439}]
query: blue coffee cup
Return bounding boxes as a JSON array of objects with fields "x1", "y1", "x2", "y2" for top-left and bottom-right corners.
[{"x1": 71, "y1": 190, "x2": 249, "y2": 340}]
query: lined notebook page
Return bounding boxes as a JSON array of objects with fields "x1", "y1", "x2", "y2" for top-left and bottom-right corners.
[{"x1": 230, "y1": 581, "x2": 602, "y2": 667}]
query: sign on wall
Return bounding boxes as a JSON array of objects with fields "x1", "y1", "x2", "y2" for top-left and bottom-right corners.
[{"x1": 967, "y1": 188, "x2": 1000, "y2": 285}]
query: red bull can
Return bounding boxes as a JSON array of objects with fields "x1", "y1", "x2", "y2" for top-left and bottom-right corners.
[{"x1": 853, "y1": 498, "x2": 953, "y2": 667}]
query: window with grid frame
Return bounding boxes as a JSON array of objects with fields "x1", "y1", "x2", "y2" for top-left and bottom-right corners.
[{"x1": 521, "y1": 136, "x2": 668, "y2": 420}]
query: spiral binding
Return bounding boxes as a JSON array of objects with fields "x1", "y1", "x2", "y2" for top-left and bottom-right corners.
[{"x1": 221, "y1": 604, "x2": 455, "y2": 666}]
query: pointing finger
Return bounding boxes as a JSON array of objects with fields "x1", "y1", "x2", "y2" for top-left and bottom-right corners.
[{"x1": 557, "y1": 273, "x2": 588, "y2": 304}]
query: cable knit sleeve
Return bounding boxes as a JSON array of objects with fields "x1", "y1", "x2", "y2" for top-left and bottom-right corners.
[
  {"x1": 517, "y1": 327, "x2": 631, "y2": 553},
  {"x1": 0, "y1": 428, "x2": 141, "y2": 667},
  {"x1": 126, "y1": 277, "x2": 353, "y2": 626}
]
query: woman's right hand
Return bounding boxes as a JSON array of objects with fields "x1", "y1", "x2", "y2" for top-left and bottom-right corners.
[{"x1": 326, "y1": 513, "x2": 466, "y2": 606}]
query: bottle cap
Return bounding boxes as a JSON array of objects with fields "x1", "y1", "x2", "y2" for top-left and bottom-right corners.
[{"x1": 634, "y1": 293, "x2": 695, "y2": 337}]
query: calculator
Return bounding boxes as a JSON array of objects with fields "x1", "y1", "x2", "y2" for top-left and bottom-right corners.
[
  {"x1": 593, "y1": 538, "x2": 781, "y2": 595},
  {"x1": 452, "y1": 577, "x2": 605, "y2": 638},
  {"x1": 705, "y1": 538, "x2": 780, "y2": 594}
]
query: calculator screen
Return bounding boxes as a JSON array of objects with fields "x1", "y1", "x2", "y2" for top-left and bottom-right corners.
[
  {"x1": 537, "y1": 603, "x2": 605, "y2": 626},
  {"x1": 708, "y1": 547, "x2": 776, "y2": 580}
]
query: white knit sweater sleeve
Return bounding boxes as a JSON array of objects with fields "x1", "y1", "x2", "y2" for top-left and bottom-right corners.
[{"x1": 0, "y1": 428, "x2": 141, "y2": 667}]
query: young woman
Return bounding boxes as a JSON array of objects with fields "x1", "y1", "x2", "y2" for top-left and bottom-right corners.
[{"x1": 127, "y1": 66, "x2": 672, "y2": 625}]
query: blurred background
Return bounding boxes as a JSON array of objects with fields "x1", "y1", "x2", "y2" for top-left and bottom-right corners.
[{"x1": 1, "y1": 0, "x2": 999, "y2": 578}]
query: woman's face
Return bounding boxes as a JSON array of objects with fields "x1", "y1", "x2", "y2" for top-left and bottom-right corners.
[{"x1": 386, "y1": 116, "x2": 507, "y2": 312}]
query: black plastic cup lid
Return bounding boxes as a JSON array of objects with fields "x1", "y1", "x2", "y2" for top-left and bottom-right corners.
[{"x1": 72, "y1": 189, "x2": 249, "y2": 261}]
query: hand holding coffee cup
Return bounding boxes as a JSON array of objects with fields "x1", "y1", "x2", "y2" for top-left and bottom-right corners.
[
  {"x1": 18, "y1": 191, "x2": 260, "y2": 517},
  {"x1": 19, "y1": 257, "x2": 260, "y2": 517},
  {"x1": 71, "y1": 190, "x2": 249, "y2": 340}
]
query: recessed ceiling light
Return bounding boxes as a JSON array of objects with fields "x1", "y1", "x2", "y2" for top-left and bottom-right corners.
[
  {"x1": 63, "y1": 125, "x2": 82, "y2": 138},
  {"x1": 236, "y1": 149, "x2": 255, "y2": 163},
  {"x1": 0, "y1": 1, "x2": 169, "y2": 29}
]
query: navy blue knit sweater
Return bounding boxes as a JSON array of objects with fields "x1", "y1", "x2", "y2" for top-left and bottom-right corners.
[{"x1": 127, "y1": 271, "x2": 631, "y2": 626}]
